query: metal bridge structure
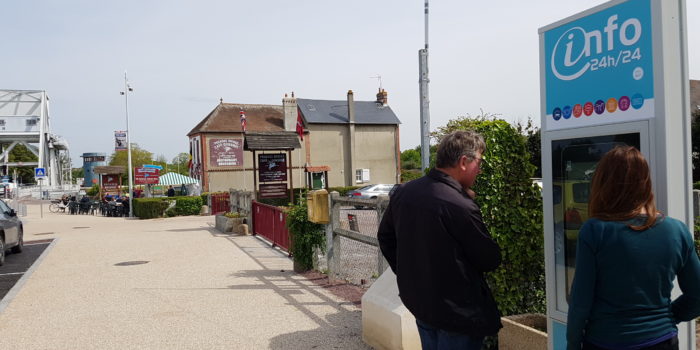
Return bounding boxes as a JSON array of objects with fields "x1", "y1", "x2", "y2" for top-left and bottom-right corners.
[{"x1": 0, "y1": 90, "x2": 71, "y2": 187}]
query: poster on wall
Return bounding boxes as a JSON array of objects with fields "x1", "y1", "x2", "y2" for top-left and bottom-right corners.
[
  {"x1": 258, "y1": 153, "x2": 287, "y2": 182},
  {"x1": 102, "y1": 174, "x2": 120, "y2": 189},
  {"x1": 209, "y1": 138, "x2": 243, "y2": 167},
  {"x1": 542, "y1": 0, "x2": 654, "y2": 131},
  {"x1": 114, "y1": 131, "x2": 127, "y2": 151}
]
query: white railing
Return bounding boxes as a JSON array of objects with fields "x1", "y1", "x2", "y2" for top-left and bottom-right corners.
[{"x1": 17, "y1": 184, "x2": 80, "y2": 199}]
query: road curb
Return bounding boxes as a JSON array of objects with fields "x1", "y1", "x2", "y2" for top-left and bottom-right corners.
[{"x1": 0, "y1": 238, "x2": 59, "y2": 314}]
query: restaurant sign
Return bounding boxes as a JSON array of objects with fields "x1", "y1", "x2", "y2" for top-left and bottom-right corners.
[
  {"x1": 102, "y1": 174, "x2": 120, "y2": 189},
  {"x1": 209, "y1": 138, "x2": 243, "y2": 167}
]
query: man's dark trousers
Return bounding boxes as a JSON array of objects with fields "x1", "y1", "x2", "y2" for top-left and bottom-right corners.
[{"x1": 416, "y1": 319, "x2": 484, "y2": 350}]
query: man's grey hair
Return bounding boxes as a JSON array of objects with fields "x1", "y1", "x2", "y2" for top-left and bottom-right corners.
[{"x1": 436, "y1": 130, "x2": 486, "y2": 168}]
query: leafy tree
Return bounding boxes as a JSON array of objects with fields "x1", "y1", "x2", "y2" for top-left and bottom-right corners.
[
  {"x1": 400, "y1": 147, "x2": 421, "y2": 170},
  {"x1": 108, "y1": 144, "x2": 153, "y2": 182},
  {"x1": 72, "y1": 168, "x2": 84, "y2": 182},
  {"x1": 152, "y1": 154, "x2": 168, "y2": 173},
  {"x1": 1, "y1": 143, "x2": 38, "y2": 184},
  {"x1": 399, "y1": 145, "x2": 439, "y2": 182},
  {"x1": 400, "y1": 147, "x2": 422, "y2": 182},
  {"x1": 433, "y1": 115, "x2": 545, "y2": 317},
  {"x1": 171, "y1": 153, "x2": 190, "y2": 175}
]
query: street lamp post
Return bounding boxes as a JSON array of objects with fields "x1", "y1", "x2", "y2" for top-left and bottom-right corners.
[{"x1": 121, "y1": 71, "x2": 134, "y2": 218}]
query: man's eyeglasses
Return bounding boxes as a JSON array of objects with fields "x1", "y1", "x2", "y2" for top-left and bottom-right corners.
[{"x1": 463, "y1": 155, "x2": 486, "y2": 168}]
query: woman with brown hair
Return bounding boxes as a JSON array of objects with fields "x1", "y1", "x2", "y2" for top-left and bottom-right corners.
[{"x1": 567, "y1": 146, "x2": 700, "y2": 350}]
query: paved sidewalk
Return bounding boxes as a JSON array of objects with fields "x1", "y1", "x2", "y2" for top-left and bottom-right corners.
[{"x1": 0, "y1": 203, "x2": 370, "y2": 349}]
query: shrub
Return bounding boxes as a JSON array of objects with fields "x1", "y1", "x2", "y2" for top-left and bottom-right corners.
[
  {"x1": 400, "y1": 169, "x2": 423, "y2": 183},
  {"x1": 173, "y1": 196, "x2": 203, "y2": 216},
  {"x1": 86, "y1": 184, "x2": 100, "y2": 196},
  {"x1": 286, "y1": 200, "x2": 325, "y2": 271},
  {"x1": 133, "y1": 198, "x2": 171, "y2": 219},
  {"x1": 224, "y1": 212, "x2": 245, "y2": 218},
  {"x1": 200, "y1": 192, "x2": 209, "y2": 205},
  {"x1": 433, "y1": 116, "x2": 545, "y2": 317}
]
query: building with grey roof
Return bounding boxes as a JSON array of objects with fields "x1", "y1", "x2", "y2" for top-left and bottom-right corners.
[{"x1": 187, "y1": 90, "x2": 401, "y2": 193}]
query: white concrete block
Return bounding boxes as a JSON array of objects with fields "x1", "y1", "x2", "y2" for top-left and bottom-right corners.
[{"x1": 362, "y1": 269, "x2": 421, "y2": 350}]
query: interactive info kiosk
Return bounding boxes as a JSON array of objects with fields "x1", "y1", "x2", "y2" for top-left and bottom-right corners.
[{"x1": 539, "y1": 0, "x2": 692, "y2": 348}]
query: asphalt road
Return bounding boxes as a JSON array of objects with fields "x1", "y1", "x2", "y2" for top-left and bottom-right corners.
[{"x1": 0, "y1": 240, "x2": 52, "y2": 300}]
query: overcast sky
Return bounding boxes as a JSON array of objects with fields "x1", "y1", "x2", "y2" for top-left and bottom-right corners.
[{"x1": 2, "y1": 1, "x2": 698, "y2": 167}]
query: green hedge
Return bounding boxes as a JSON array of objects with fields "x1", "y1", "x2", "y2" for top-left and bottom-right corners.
[
  {"x1": 434, "y1": 117, "x2": 545, "y2": 317},
  {"x1": 133, "y1": 196, "x2": 203, "y2": 219},
  {"x1": 133, "y1": 198, "x2": 171, "y2": 219},
  {"x1": 174, "y1": 196, "x2": 203, "y2": 216}
]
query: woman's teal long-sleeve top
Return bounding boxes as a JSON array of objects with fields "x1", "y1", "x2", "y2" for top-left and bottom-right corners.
[{"x1": 567, "y1": 216, "x2": 700, "y2": 349}]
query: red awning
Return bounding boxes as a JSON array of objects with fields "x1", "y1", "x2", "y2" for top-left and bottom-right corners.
[{"x1": 304, "y1": 165, "x2": 331, "y2": 172}]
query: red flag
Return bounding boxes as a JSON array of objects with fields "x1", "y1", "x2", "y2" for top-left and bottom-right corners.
[
  {"x1": 296, "y1": 114, "x2": 304, "y2": 140},
  {"x1": 240, "y1": 109, "x2": 247, "y2": 133}
]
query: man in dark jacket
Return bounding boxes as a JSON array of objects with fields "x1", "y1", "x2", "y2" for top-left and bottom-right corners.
[{"x1": 378, "y1": 130, "x2": 502, "y2": 349}]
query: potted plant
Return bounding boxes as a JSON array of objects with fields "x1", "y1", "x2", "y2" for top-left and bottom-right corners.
[{"x1": 215, "y1": 212, "x2": 246, "y2": 233}]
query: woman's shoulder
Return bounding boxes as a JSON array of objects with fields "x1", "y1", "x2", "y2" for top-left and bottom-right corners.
[
  {"x1": 653, "y1": 215, "x2": 691, "y2": 235},
  {"x1": 580, "y1": 217, "x2": 613, "y2": 230}
]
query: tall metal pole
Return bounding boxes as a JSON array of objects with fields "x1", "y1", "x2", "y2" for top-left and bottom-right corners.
[
  {"x1": 418, "y1": 0, "x2": 431, "y2": 171},
  {"x1": 123, "y1": 71, "x2": 134, "y2": 218}
]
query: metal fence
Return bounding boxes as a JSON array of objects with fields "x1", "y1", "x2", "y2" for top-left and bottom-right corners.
[
  {"x1": 325, "y1": 192, "x2": 389, "y2": 287},
  {"x1": 210, "y1": 192, "x2": 230, "y2": 215}
]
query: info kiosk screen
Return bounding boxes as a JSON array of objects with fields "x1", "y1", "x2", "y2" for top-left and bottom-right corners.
[{"x1": 551, "y1": 133, "x2": 640, "y2": 312}]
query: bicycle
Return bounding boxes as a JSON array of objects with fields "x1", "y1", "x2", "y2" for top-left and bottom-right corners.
[{"x1": 49, "y1": 200, "x2": 67, "y2": 213}]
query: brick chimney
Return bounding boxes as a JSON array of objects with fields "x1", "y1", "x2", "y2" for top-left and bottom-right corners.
[{"x1": 376, "y1": 88, "x2": 388, "y2": 106}]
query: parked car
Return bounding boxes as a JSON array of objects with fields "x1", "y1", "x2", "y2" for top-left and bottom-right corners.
[
  {"x1": 0, "y1": 199, "x2": 23, "y2": 265},
  {"x1": 0, "y1": 182, "x2": 15, "y2": 198},
  {"x1": 347, "y1": 184, "x2": 397, "y2": 209}
]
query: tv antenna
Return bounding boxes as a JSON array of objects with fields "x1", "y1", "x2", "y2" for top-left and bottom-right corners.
[{"x1": 370, "y1": 75, "x2": 383, "y2": 90}]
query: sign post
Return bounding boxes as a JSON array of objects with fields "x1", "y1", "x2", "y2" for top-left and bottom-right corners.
[{"x1": 35, "y1": 167, "x2": 46, "y2": 218}]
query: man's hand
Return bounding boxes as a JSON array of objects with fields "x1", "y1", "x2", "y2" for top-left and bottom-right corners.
[{"x1": 466, "y1": 188, "x2": 476, "y2": 199}]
